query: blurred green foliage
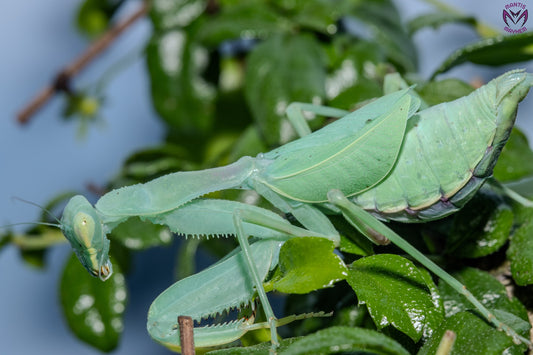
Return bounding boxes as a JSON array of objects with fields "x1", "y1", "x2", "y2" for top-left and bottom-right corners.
[{"x1": 4, "y1": 0, "x2": 533, "y2": 353}]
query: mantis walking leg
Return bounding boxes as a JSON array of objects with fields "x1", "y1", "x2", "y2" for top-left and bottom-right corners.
[
  {"x1": 326, "y1": 189, "x2": 531, "y2": 347},
  {"x1": 383, "y1": 73, "x2": 428, "y2": 110},
  {"x1": 147, "y1": 199, "x2": 339, "y2": 350},
  {"x1": 233, "y1": 211, "x2": 280, "y2": 349},
  {"x1": 490, "y1": 178, "x2": 533, "y2": 208},
  {"x1": 285, "y1": 102, "x2": 349, "y2": 137},
  {"x1": 285, "y1": 72, "x2": 424, "y2": 140},
  {"x1": 230, "y1": 206, "x2": 340, "y2": 350},
  {"x1": 383, "y1": 73, "x2": 409, "y2": 94}
]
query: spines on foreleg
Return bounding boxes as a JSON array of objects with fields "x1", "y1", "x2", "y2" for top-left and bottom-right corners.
[
  {"x1": 147, "y1": 239, "x2": 280, "y2": 349},
  {"x1": 147, "y1": 199, "x2": 291, "y2": 240}
]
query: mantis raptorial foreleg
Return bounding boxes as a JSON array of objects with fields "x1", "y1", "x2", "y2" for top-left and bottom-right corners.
[
  {"x1": 149, "y1": 235, "x2": 329, "y2": 351},
  {"x1": 147, "y1": 198, "x2": 339, "y2": 350},
  {"x1": 148, "y1": 238, "x2": 280, "y2": 350},
  {"x1": 326, "y1": 189, "x2": 531, "y2": 345}
]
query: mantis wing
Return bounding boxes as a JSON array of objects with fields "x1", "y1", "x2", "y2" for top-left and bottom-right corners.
[{"x1": 259, "y1": 89, "x2": 420, "y2": 202}]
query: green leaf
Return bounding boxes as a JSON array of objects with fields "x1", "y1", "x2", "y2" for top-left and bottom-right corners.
[
  {"x1": 12, "y1": 228, "x2": 67, "y2": 269},
  {"x1": 273, "y1": 0, "x2": 350, "y2": 34},
  {"x1": 431, "y1": 32, "x2": 533, "y2": 78},
  {"x1": 206, "y1": 337, "x2": 301, "y2": 355},
  {"x1": 197, "y1": 1, "x2": 287, "y2": 47},
  {"x1": 0, "y1": 232, "x2": 10, "y2": 252},
  {"x1": 407, "y1": 13, "x2": 477, "y2": 36},
  {"x1": 110, "y1": 217, "x2": 172, "y2": 250},
  {"x1": 175, "y1": 237, "x2": 201, "y2": 280},
  {"x1": 351, "y1": 0, "x2": 417, "y2": 73},
  {"x1": 325, "y1": 38, "x2": 384, "y2": 109},
  {"x1": 150, "y1": 0, "x2": 207, "y2": 32},
  {"x1": 438, "y1": 268, "x2": 528, "y2": 321},
  {"x1": 282, "y1": 326, "x2": 410, "y2": 355},
  {"x1": 20, "y1": 249, "x2": 47, "y2": 269},
  {"x1": 107, "y1": 240, "x2": 132, "y2": 275},
  {"x1": 493, "y1": 128, "x2": 533, "y2": 182},
  {"x1": 227, "y1": 126, "x2": 268, "y2": 163},
  {"x1": 418, "y1": 311, "x2": 521, "y2": 355},
  {"x1": 416, "y1": 78, "x2": 474, "y2": 107},
  {"x1": 325, "y1": 37, "x2": 384, "y2": 71},
  {"x1": 347, "y1": 254, "x2": 442, "y2": 341},
  {"x1": 328, "y1": 79, "x2": 383, "y2": 110},
  {"x1": 12, "y1": 228, "x2": 66, "y2": 250},
  {"x1": 339, "y1": 235, "x2": 370, "y2": 256},
  {"x1": 329, "y1": 215, "x2": 374, "y2": 256},
  {"x1": 60, "y1": 253, "x2": 127, "y2": 352},
  {"x1": 117, "y1": 144, "x2": 197, "y2": 185},
  {"x1": 445, "y1": 186, "x2": 513, "y2": 258},
  {"x1": 507, "y1": 206, "x2": 533, "y2": 285},
  {"x1": 146, "y1": 29, "x2": 216, "y2": 133},
  {"x1": 282, "y1": 283, "x2": 362, "y2": 338},
  {"x1": 271, "y1": 237, "x2": 347, "y2": 293},
  {"x1": 245, "y1": 34, "x2": 327, "y2": 146},
  {"x1": 203, "y1": 131, "x2": 241, "y2": 164},
  {"x1": 491, "y1": 309, "x2": 532, "y2": 351},
  {"x1": 331, "y1": 304, "x2": 369, "y2": 328},
  {"x1": 419, "y1": 266, "x2": 444, "y2": 314},
  {"x1": 207, "y1": 327, "x2": 410, "y2": 355}
]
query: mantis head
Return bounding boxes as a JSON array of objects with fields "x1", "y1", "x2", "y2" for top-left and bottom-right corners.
[
  {"x1": 61, "y1": 195, "x2": 113, "y2": 281},
  {"x1": 490, "y1": 69, "x2": 533, "y2": 105}
]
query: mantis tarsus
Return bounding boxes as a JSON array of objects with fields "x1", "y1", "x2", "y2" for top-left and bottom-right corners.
[{"x1": 58, "y1": 69, "x2": 533, "y2": 352}]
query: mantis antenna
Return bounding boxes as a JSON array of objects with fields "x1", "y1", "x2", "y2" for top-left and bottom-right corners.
[
  {"x1": 1, "y1": 221, "x2": 61, "y2": 229},
  {"x1": 10, "y1": 196, "x2": 63, "y2": 225}
]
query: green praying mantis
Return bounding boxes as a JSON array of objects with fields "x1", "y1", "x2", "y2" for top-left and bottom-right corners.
[{"x1": 58, "y1": 69, "x2": 533, "y2": 352}]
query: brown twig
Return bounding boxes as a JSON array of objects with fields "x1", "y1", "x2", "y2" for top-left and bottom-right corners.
[
  {"x1": 178, "y1": 315, "x2": 195, "y2": 355},
  {"x1": 17, "y1": 1, "x2": 148, "y2": 124}
]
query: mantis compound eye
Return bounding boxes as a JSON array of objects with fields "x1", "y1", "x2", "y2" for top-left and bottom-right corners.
[{"x1": 99, "y1": 260, "x2": 113, "y2": 281}]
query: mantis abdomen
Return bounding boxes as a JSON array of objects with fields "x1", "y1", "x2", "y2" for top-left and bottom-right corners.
[{"x1": 353, "y1": 70, "x2": 532, "y2": 222}]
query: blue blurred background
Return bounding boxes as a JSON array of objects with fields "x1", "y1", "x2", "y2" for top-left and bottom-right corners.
[{"x1": 1, "y1": 1, "x2": 532, "y2": 354}]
